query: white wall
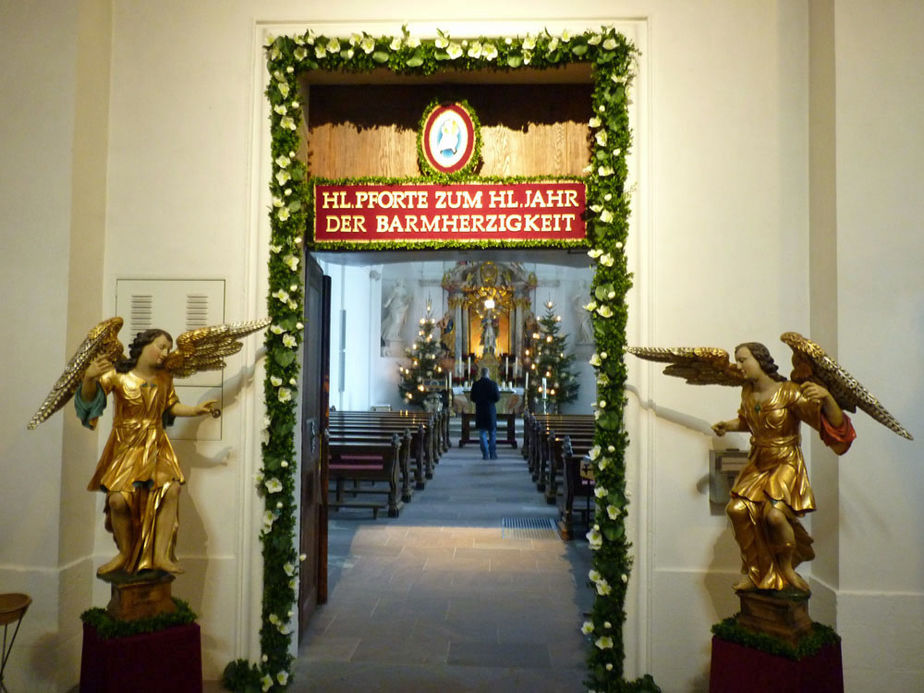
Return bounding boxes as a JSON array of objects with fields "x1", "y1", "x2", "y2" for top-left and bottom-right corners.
[
  {"x1": 0, "y1": 0, "x2": 109, "y2": 689},
  {"x1": 634, "y1": 3, "x2": 813, "y2": 688},
  {"x1": 833, "y1": 2, "x2": 924, "y2": 689},
  {"x1": 321, "y1": 260, "x2": 375, "y2": 411},
  {"x1": 1, "y1": 1, "x2": 920, "y2": 690}
]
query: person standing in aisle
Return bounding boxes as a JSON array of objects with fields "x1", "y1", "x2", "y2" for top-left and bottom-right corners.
[{"x1": 470, "y1": 367, "x2": 500, "y2": 460}]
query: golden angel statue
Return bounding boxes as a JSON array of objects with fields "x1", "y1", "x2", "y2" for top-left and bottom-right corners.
[
  {"x1": 629, "y1": 333, "x2": 912, "y2": 595},
  {"x1": 28, "y1": 317, "x2": 270, "y2": 576}
]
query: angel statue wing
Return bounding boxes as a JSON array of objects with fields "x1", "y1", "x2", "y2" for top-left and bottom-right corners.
[
  {"x1": 781, "y1": 331, "x2": 913, "y2": 440},
  {"x1": 625, "y1": 346, "x2": 746, "y2": 387},
  {"x1": 163, "y1": 318, "x2": 272, "y2": 378},
  {"x1": 27, "y1": 317, "x2": 125, "y2": 430}
]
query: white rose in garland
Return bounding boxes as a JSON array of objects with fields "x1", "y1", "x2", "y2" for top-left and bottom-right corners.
[{"x1": 258, "y1": 25, "x2": 640, "y2": 692}]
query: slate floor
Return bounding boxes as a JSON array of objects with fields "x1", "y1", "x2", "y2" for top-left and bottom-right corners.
[{"x1": 290, "y1": 429, "x2": 594, "y2": 692}]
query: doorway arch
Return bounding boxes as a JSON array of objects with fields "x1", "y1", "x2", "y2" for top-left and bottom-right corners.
[{"x1": 249, "y1": 20, "x2": 652, "y2": 690}]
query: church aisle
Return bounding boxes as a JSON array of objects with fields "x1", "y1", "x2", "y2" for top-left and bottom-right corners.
[{"x1": 293, "y1": 432, "x2": 593, "y2": 692}]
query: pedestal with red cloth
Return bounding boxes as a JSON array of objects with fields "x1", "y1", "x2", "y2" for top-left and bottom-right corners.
[
  {"x1": 80, "y1": 571, "x2": 202, "y2": 692},
  {"x1": 80, "y1": 621, "x2": 202, "y2": 692},
  {"x1": 710, "y1": 591, "x2": 843, "y2": 693},
  {"x1": 710, "y1": 636, "x2": 843, "y2": 693}
]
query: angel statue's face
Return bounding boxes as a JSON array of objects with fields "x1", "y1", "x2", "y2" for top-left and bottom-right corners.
[
  {"x1": 735, "y1": 347, "x2": 764, "y2": 382},
  {"x1": 140, "y1": 334, "x2": 173, "y2": 369}
]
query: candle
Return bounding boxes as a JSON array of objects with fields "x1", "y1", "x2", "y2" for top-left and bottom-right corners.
[
  {"x1": 524, "y1": 372, "x2": 529, "y2": 396},
  {"x1": 542, "y1": 377, "x2": 547, "y2": 400},
  {"x1": 467, "y1": 355, "x2": 471, "y2": 374},
  {"x1": 505, "y1": 357, "x2": 509, "y2": 381}
]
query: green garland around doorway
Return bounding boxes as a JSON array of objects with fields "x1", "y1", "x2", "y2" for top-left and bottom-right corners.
[{"x1": 250, "y1": 25, "x2": 647, "y2": 692}]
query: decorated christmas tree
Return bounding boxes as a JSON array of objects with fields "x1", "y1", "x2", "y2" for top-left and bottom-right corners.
[
  {"x1": 526, "y1": 300, "x2": 579, "y2": 413},
  {"x1": 397, "y1": 301, "x2": 445, "y2": 407}
]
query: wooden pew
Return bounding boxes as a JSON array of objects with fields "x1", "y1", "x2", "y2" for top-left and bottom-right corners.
[
  {"x1": 375, "y1": 408, "x2": 448, "y2": 456},
  {"x1": 331, "y1": 410, "x2": 443, "y2": 477},
  {"x1": 525, "y1": 414, "x2": 595, "y2": 491},
  {"x1": 545, "y1": 432, "x2": 594, "y2": 504},
  {"x1": 331, "y1": 419, "x2": 432, "y2": 479},
  {"x1": 328, "y1": 429, "x2": 413, "y2": 503},
  {"x1": 558, "y1": 438, "x2": 596, "y2": 540},
  {"x1": 327, "y1": 434, "x2": 404, "y2": 518},
  {"x1": 329, "y1": 421, "x2": 423, "y2": 490}
]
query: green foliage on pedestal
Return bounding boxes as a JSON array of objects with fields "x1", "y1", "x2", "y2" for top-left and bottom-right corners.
[
  {"x1": 711, "y1": 617, "x2": 841, "y2": 661},
  {"x1": 80, "y1": 598, "x2": 197, "y2": 640},
  {"x1": 398, "y1": 307, "x2": 444, "y2": 407},
  {"x1": 526, "y1": 301, "x2": 579, "y2": 413}
]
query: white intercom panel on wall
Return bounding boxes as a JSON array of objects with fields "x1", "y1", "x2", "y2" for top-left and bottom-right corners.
[{"x1": 115, "y1": 279, "x2": 226, "y2": 441}]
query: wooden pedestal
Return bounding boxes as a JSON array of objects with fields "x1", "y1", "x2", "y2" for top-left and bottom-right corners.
[
  {"x1": 80, "y1": 621, "x2": 202, "y2": 693},
  {"x1": 106, "y1": 571, "x2": 177, "y2": 621},
  {"x1": 710, "y1": 636, "x2": 844, "y2": 692},
  {"x1": 736, "y1": 590, "x2": 812, "y2": 647}
]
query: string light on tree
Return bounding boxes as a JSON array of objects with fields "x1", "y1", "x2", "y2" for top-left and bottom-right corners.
[
  {"x1": 526, "y1": 300, "x2": 579, "y2": 412},
  {"x1": 398, "y1": 299, "x2": 444, "y2": 406}
]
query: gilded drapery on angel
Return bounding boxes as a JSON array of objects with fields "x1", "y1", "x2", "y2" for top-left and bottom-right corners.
[
  {"x1": 629, "y1": 333, "x2": 912, "y2": 595},
  {"x1": 29, "y1": 317, "x2": 269, "y2": 576}
]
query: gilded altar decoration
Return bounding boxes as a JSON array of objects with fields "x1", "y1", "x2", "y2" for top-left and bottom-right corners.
[
  {"x1": 629, "y1": 334, "x2": 912, "y2": 597},
  {"x1": 440, "y1": 260, "x2": 536, "y2": 378},
  {"x1": 29, "y1": 317, "x2": 270, "y2": 577}
]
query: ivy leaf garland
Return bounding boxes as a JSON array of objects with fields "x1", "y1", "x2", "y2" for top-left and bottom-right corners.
[{"x1": 252, "y1": 25, "x2": 646, "y2": 692}]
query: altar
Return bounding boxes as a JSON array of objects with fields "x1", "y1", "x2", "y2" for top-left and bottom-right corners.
[{"x1": 450, "y1": 388, "x2": 524, "y2": 417}]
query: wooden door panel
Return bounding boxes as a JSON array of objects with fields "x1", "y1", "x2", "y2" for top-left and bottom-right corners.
[{"x1": 299, "y1": 255, "x2": 330, "y2": 639}]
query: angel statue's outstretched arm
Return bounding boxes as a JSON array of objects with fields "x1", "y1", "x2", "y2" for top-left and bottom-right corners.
[{"x1": 712, "y1": 417, "x2": 746, "y2": 437}]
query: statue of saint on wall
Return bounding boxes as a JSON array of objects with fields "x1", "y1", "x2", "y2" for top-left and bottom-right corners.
[
  {"x1": 572, "y1": 281, "x2": 594, "y2": 345},
  {"x1": 381, "y1": 279, "x2": 412, "y2": 356},
  {"x1": 481, "y1": 309, "x2": 498, "y2": 355}
]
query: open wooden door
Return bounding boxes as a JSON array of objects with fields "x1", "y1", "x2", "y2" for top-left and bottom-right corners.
[{"x1": 298, "y1": 254, "x2": 330, "y2": 639}]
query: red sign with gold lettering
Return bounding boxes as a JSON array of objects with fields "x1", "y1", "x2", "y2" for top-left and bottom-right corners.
[{"x1": 312, "y1": 181, "x2": 586, "y2": 245}]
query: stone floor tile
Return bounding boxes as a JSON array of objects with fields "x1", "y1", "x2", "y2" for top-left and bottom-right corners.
[{"x1": 288, "y1": 433, "x2": 594, "y2": 690}]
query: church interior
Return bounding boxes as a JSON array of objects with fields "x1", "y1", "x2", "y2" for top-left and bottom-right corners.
[{"x1": 1, "y1": 2, "x2": 922, "y2": 691}]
